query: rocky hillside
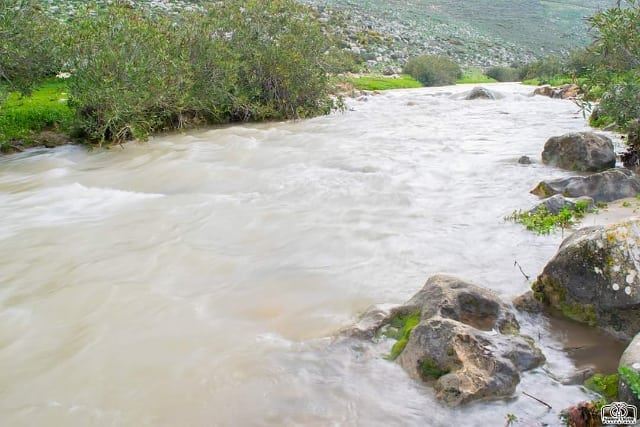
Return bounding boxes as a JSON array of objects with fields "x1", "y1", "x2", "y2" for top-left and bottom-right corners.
[
  {"x1": 303, "y1": 0, "x2": 614, "y2": 71},
  {"x1": 41, "y1": 0, "x2": 613, "y2": 71}
]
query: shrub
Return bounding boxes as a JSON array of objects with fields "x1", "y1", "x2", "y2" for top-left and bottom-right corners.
[
  {"x1": 0, "y1": 0, "x2": 64, "y2": 99},
  {"x1": 403, "y1": 55, "x2": 462, "y2": 87},
  {"x1": 485, "y1": 66, "x2": 520, "y2": 82},
  {"x1": 519, "y1": 56, "x2": 565, "y2": 82},
  {"x1": 65, "y1": 0, "x2": 335, "y2": 144}
]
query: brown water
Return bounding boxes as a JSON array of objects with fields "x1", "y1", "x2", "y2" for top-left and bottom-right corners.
[{"x1": 0, "y1": 83, "x2": 625, "y2": 426}]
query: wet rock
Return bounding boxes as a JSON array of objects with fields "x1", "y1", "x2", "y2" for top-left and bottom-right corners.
[
  {"x1": 618, "y1": 333, "x2": 640, "y2": 406},
  {"x1": 542, "y1": 132, "x2": 616, "y2": 172},
  {"x1": 531, "y1": 169, "x2": 640, "y2": 203},
  {"x1": 533, "y1": 85, "x2": 554, "y2": 98},
  {"x1": 561, "y1": 366, "x2": 596, "y2": 386},
  {"x1": 352, "y1": 275, "x2": 545, "y2": 406},
  {"x1": 529, "y1": 195, "x2": 595, "y2": 215},
  {"x1": 533, "y1": 84, "x2": 580, "y2": 100},
  {"x1": 465, "y1": 86, "x2": 497, "y2": 100},
  {"x1": 518, "y1": 155, "x2": 533, "y2": 165},
  {"x1": 555, "y1": 84, "x2": 580, "y2": 100},
  {"x1": 532, "y1": 219, "x2": 640, "y2": 340},
  {"x1": 513, "y1": 291, "x2": 544, "y2": 313}
]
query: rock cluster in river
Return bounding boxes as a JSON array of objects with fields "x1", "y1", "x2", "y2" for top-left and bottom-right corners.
[
  {"x1": 533, "y1": 84, "x2": 580, "y2": 100},
  {"x1": 347, "y1": 275, "x2": 544, "y2": 406}
]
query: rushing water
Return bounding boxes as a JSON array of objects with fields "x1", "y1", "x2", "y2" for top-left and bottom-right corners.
[{"x1": 0, "y1": 83, "x2": 627, "y2": 426}]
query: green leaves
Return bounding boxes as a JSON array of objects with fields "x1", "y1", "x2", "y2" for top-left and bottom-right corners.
[
  {"x1": 403, "y1": 55, "x2": 462, "y2": 87},
  {"x1": 619, "y1": 365, "x2": 640, "y2": 400},
  {"x1": 63, "y1": 0, "x2": 335, "y2": 144}
]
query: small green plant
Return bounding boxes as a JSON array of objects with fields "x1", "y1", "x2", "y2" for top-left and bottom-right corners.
[
  {"x1": 383, "y1": 311, "x2": 421, "y2": 360},
  {"x1": 505, "y1": 413, "x2": 518, "y2": 426},
  {"x1": 584, "y1": 373, "x2": 619, "y2": 401},
  {"x1": 623, "y1": 201, "x2": 632, "y2": 208},
  {"x1": 507, "y1": 201, "x2": 591, "y2": 235},
  {"x1": 619, "y1": 366, "x2": 640, "y2": 400},
  {"x1": 403, "y1": 55, "x2": 462, "y2": 87}
]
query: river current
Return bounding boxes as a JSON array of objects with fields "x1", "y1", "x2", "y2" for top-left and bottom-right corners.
[{"x1": 0, "y1": 83, "x2": 624, "y2": 425}]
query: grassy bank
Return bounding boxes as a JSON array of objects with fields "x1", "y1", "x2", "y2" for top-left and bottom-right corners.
[
  {"x1": 0, "y1": 80, "x2": 73, "y2": 152},
  {"x1": 348, "y1": 74, "x2": 422, "y2": 91}
]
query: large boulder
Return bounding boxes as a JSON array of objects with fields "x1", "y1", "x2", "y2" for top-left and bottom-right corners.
[
  {"x1": 465, "y1": 87, "x2": 497, "y2": 100},
  {"x1": 348, "y1": 275, "x2": 545, "y2": 406},
  {"x1": 531, "y1": 168, "x2": 640, "y2": 203},
  {"x1": 619, "y1": 333, "x2": 640, "y2": 406},
  {"x1": 532, "y1": 219, "x2": 640, "y2": 341},
  {"x1": 541, "y1": 132, "x2": 616, "y2": 172}
]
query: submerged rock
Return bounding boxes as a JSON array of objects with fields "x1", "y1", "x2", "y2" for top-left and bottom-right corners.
[
  {"x1": 350, "y1": 275, "x2": 545, "y2": 406},
  {"x1": 541, "y1": 132, "x2": 616, "y2": 172},
  {"x1": 529, "y1": 194, "x2": 594, "y2": 215},
  {"x1": 531, "y1": 168, "x2": 640, "y2": 203},
  {"x1": 465, "y1": 86, "x2": 497, "y2": 100},
  {"x1": 619, "y1": 333, "x2": 640, "y2": 406},
  {"x1": 518, "y1": 155, "x2": 533, "y2": 165},
  {"x1": 532, "y1": 219, "x2": 640, "y2": 341}
]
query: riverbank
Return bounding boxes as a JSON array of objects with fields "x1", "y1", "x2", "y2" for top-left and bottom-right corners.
[{"x1": 1, "y1": 67, "x2": 506, "y2": 155}]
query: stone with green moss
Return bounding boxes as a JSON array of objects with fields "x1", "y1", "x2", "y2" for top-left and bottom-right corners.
[{"x1": 533, "y1": 219, "x2": 640, "y2": 340}]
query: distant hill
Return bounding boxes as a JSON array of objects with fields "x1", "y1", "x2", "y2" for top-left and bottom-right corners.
[
  {"x1": 303, "y1": 0, "x2": 615, "y2": 70},
  {"x1": 41, "y1": 0, "x2": 615, "y2": 70}
]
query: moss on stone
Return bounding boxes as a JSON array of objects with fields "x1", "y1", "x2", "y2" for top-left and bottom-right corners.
[
  {"x1": 585, "y1": 373, "x2": 619, "y2": 401},
  {"x1": 384, "y1": 311, "x2": 421, "y2": 360},
  {"x1": 560, "y1": 301, "x2": 597, "y2": 326},
  {"x1": 419, "y1": 358, "x2": 450, "y2": 380},
  {"x1": 532, "y1": 276, "x2": 597, "y2": 326}
]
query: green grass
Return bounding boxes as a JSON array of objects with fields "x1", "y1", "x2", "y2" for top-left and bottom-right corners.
[
  {"x1": 348, "y1": 74, "x2": 422, "y2": 91},
  {"x1": 457, "y1": 68, "x2": 497, "y2": 84},
  {"x1": 0, "y1": 80, "x2": 73, "y2": 151},
  {"x1": 507, "y1": 201, "x2": 591, "y2": 235}
]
